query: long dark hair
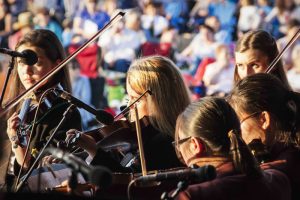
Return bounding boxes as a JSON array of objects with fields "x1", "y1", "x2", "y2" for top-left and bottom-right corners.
[
  {"x1": 175, "y1": 97, "x2": 261, "y2": 177},
  {"x1": 229, "y1": 73, "x2": 300, "y2": 147},
  {"x1": 234, "y1": 30, "x2": 290, "y2": 89},
  {"x1": 6, "y1": 29, "x2": 71, "y2": 116}
]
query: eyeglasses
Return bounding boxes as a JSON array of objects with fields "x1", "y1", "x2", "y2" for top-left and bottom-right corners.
[
  {"x1": 172, "y1": 136, "x2": 192, "y2": 165},
  {"x1": 172, "y1": 136, "x2": 191, "y2": 149},
  {"x1": 240, "y1": 111, "x2": 261, "y2": 124}
]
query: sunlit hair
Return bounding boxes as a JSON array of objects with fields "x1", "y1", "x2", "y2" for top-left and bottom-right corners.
[
  {"x1": 234, "y1": 30, "x2": 290, "y2": 89},
  {"x1": 127, "y1": 55, "x2": 191, "y2": 138},
  {"x1": 228, "y1": 73, "x2": 300, "y2": 147},
  {"x1": 7, "y1": 29, "x2": 71, "y2": 116},
  {"x1": 175, "y1": 97, "x2": 261, "y2": 177}
]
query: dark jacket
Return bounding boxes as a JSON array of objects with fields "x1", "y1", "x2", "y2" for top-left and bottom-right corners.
[
  {"x1": 266, "y1": 142, "x2": 300, "y2": 200},
  {"x1": 175, "y1": 162, "x2": 291, "y2": 200}
]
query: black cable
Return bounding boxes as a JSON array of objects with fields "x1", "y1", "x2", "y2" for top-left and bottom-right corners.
[{"x1": 127, "y1": 179, "x2": 136, "y2": 200}]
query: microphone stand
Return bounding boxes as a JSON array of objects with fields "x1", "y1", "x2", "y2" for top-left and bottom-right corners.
[
  {"x1": 14, "y1": 104, "x2": 76, "y2": 192},
  {"x1": 68, "y1": 170, "x2": 78, "y2": 195},
  {"x1": 0, "y1": 57, "x2": 15, "y2": 107}
]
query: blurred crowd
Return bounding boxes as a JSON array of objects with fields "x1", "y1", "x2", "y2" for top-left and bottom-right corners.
[{"x1": 0, "y1": 0, "x2": 299, "y2": 131}]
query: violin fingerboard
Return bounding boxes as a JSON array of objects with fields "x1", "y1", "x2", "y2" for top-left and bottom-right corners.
[{"x1": 19, "y1": 98, "x2": 32, "y2": 124}]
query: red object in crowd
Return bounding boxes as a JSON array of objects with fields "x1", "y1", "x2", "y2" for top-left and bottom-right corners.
[{"x1": 69, "y1": 43, "x2": 100, "y2": 78}]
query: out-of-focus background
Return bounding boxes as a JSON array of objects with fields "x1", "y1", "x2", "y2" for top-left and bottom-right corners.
[{"x1": 0, "y1": 0, "x2": 299, "y2": 131}]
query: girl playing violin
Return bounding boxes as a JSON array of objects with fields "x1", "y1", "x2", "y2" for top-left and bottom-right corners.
[
  {"x1": 174, "y1": 97, "x2": 290, "y2": 200},
  {"x1": 234, "y1": 30, "x2": 291, "y2": 88},
  {"x1": 228, "y1": 73, "x2": 300, "y2": 200},
  {"x1": 65, "y1": 55, "x2": 191, "y2": 172},
  {"x1": 5, "y1": 29, "x2": 82, "y2": 189}
]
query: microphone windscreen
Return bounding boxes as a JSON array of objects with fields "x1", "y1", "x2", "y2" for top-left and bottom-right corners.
[
  {"x1": 195, "y1": 165, "x2": 216, "y2": 182},
  {"x1": 21, "y1": 49, "x2": 38, "y2": 65},
  {"x1": 89, "y1": 166, "x2": 112, "y2": 189}
]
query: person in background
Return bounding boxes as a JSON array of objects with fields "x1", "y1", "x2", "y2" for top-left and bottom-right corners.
[
  {"x1": 8, "y1": 11, "x2": 34, "y2": 50},
  {"x1": 202, "y1": 44, "x2": 234, "y2": 96},
  {"x1": 34, "y1": 7, "x2": 63, "y2": 42},
  {"x1": 287, "y1": 44, "x2": 300, "y2": 92},
  {"x1": 72, "y1": 0, "x2": 110, "y2": 42},
  {"x1": 0, "y1": 0, "x2": 12, "y2": 48},
  {"x1": 276, "y1": 19, "x2": 300, "y2": 71}
]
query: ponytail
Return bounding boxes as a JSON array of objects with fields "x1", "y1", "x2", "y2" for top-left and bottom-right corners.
[{"x1": 228, "y1": 130, "x2": 262, "y2": 178}]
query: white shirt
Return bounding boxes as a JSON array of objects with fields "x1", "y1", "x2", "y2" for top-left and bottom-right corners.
[
  {"x1": 287, "y1": 68, "x2": 300, "y2": 92},
  {"x1": 203, "y1": 61, "x2": 234, "y2": 95}
]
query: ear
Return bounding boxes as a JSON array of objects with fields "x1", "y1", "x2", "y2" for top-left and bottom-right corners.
[
  {"x1": 259, "y1": 111, "x2": 271, "y2": 130},
  {"x1": 190, "y1": 137, "x2": 205, "y2": 155}
]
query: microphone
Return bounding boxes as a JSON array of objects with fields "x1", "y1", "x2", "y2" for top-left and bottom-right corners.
[
  {"x1": 45, "y1": 147, "x2": 112, "y2": 188},
  {"x1": 134, "y1": 165, "x2": 216, "y2": 185},
  {"x1": 54, "y1": 89, "x2": 114, "y2": 125},
  {"x1": 0, "y1": 48, "x2": 38, "y2": 65}
]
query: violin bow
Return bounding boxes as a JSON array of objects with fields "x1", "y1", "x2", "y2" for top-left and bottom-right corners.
[
  {"x1": 0, "y1": 11, "x2": 125, "y2": 117},
  {"x1": 265, "y1": 27, "x2": 300, "y2": 73},
  {"x1": 114, "y1": 89, "x2": 152, "y2": 176},
  {"x1": 133, "y1": 104, "x2": 148, "y2": 176}
]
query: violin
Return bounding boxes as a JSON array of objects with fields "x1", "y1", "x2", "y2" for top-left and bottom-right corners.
[
  {"x1": 13, "y1": 87, "x2": 61, "y2": 148},
  {"x1": 65, "y1": 89, "x2": 152, "y2": 152},
  {"x1": 64, "y1": 116, "x2": 151, "y2": 156}
]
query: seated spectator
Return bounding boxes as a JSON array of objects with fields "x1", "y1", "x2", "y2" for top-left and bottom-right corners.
[
  {"x1": 73, "y1": 0, "x2": 110, "y2": 42},
  {"x1": 277, "y1": 19, "x2": 300, "y2": 71},
  {"x1": 205, "y1": 15, "x2": 232, "y2": 44},
  {"x1": 237, "y1": 0, "x2": 261, "y2": 37},
  {"x1": 98, "y1": 11, "x2": 145, "y2": 73},
  {"x1": 34, "y1": 7, "x2": 63, "y2": 42},
  {"x1": 141, "y1": 1, "x2": 169, "y2": 43},
  {"x1": 8, "y1": 12, "x2": 34, "y2": 50},
  {"x1": 179, "y1": 24, "x2": 218, "y2": 76},
  {"x1": 203, "y1": 44, "x2": 234, "y2": 96},
  {"x1": 287, "y1": 44, "x2": 300, "y2": 92}
]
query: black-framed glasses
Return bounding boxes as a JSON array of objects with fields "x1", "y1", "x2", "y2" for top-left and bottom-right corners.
[{"x1": 240, "y1": 111, "x2": 261, "y2": 124}]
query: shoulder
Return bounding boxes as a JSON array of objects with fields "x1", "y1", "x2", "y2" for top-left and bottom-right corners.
[{"x1": 179, "y1": 169, "x2": 290, "y2": 200}]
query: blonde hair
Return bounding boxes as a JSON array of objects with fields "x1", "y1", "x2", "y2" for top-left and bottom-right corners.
[{"x1": 127, "y1": 55, "x2": 191, "y2": 137}]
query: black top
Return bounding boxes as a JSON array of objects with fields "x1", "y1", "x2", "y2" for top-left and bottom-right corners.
[
  {"x1": 90, "y1": 124, "x2": 183, "y2": 172},
  {"x1": 269, "y1": 142, "x2": 300, "y2": 200},
  {"x1": 13, "y1": 97, "x2": 82, "y2": 175}
]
